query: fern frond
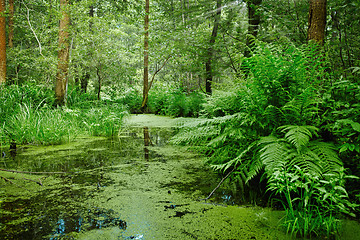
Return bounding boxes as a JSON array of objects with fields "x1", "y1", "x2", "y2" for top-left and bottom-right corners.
[
  {"x1": 279, "y1": 125, "x2": 318, "y2": 151},
  {"x1": 309, "y1": 141, "x2": 342, "y2": 174},
  {"x1": 289, "y1": 147, "x2": 323, "y2": 175},
  {"x1": 259, "y1": 137, "x2": 292, "y2": 176}
]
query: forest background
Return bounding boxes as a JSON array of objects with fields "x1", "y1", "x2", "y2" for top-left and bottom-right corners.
[{"x1": 0, "y1": 0, "x2": 359, "y2": 238}]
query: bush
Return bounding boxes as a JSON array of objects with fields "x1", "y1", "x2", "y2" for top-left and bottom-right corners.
[
  {"x1": 114, "y1": 87, "x2": 142, "y2": 113},
  {"x1": 148, "y1": 87, "x2": 205, "y2": 117}
]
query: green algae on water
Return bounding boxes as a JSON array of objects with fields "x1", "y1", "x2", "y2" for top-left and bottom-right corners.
[{"x1": 1, "y1": 115, "x2": 359, "y2": 240}]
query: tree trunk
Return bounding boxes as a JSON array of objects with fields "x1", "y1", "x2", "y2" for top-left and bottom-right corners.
[
  {"x1": 89, "y1": 5, "x2": 94, "y2": 31},
  {"x1": 81, "y1": 72, "x2": 89, "y2": 93},
  {"x1": 142, "y1": 0, "x2": 150, "y2": 111},
  {"x1": 96, "y1": 66, "x2": 102, "y2": 100},
  {"x1": 205, "y1": 0, "x2": 222, "y2": 95},
  {"x1": 307, "y1": 0, "x2": 327, "y2": 45},
  {"x1": 244, "y1": 0, "x2": 262, "y2": 58},
  {"x1": 8, "y1": 0, "x2": 14, "y2": 48},
  {"x1": 55, "y1": 0, "x2": 71, "y2": 106},
  {"x1": 0, "y1": 0, "x2": 6, "y2": 85}
]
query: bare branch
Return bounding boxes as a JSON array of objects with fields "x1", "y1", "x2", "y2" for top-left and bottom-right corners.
[
  {"x1": 21, "y1": 0, "x2": 44, "y2": 57},
  {"x1": 141, "y1": 55, "x2": 172, "y2": 108},
  {"x1": 200, "y1": 169, "x2": 234, "y2": 201}
]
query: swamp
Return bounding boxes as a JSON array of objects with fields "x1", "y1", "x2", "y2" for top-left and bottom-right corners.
[{"x1": 1, "y1": 0, "x2": 360, "y2": 239}]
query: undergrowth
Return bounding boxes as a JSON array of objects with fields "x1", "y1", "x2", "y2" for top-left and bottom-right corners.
[
  {"x1": 0, "y1": 84, "x2": 128, "y2": 146},
  {"x1": 172, "y1": 40, "x2": 360, "y2": 238}
]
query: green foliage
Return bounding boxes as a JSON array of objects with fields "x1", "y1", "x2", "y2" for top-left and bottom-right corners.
[
  {"x1": 116, "y1": 87, "x2": 143, "y2": 113},
  {"x1": 273, "y1": 167, "x2": 356, "y2": 237},
  {"x1": 79, "y1": 104, "x2": 128, "y2": 137},
  {"x1": 262, "y1": 128, "x2": 359, "y2": 237},
  {"x1": 0, "y1": 84, "x2": 55, "y2": 123},
  {"x1": 172, "y1": 40, "x2": 359, "y2": 237},
  {"x1": 4, "y1": 104, "x2": 78, "y2": 145},
  {"x1": 66, "y1": 87, "x2": 98, "y2": 109},
  {"x1": 174, "y1": 42, "x2": 327, "y2": 171},
  {"x1": 148, "y1": 87, "x2": 205, "y2": 117},
  {"x1": 0, "y1": 85, "x2": 128, "y2": 145}
]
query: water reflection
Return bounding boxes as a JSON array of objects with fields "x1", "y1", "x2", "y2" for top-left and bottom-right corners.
[
  {"x1": 0, "y1": 126, "x2": 251, "y2": 240},
  {"x1": 143, "y1": 127, "x2": 150, "y2": 161}
]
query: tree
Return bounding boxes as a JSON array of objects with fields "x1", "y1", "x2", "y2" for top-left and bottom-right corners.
[
  {"x1": 55, "y1": 0, "x2": 71, "y2": 105},
  {"x1": 205, "y1": 0, "x2": 222, "y2": 95},
  {"x1": 0, "y1": 0, "x2": 6, "y2": 85},
  {"x1": 245, "y1": 0, "x2": 262, "y2": 58},
  {"x1": 142, "y1": 0, "x2": 150, "y2": 111},
  {"x1": 307, "y1": 0, "x2": 327, "y2": 45},
  {"x1": 8, "y1": 0, "x2": 14, "y2": 48}
]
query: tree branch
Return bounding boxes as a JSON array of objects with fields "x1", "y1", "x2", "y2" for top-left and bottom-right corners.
[
  {"x1": 200, "y1": 168, "x2": 234, "y2": 201},
  {"x1": 222, "y1": 33, "x2": 239, "y2": 74},
  {"x1": 21, "y1": 0, "x2": 44, "y2": 57},
  {"x1": 141, "y1": 55, "x2": 172, "y2": 108}
]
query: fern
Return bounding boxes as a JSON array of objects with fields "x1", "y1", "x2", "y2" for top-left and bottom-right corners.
[
  {"x1": 258, "y1": 125, "x2": 342, "y2": 179},
  {"x1": 279, "y1": 125, "x2": 318, "y2": 152}
]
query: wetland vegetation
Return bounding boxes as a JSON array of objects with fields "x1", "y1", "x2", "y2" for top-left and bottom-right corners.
[{"x1": 1, "y1": 0, "x2": 360, "y2": 239}]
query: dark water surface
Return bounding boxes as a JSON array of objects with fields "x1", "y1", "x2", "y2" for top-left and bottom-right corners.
[{"x1": 0, "y1": 117, "x2": 359, "y2": 240}]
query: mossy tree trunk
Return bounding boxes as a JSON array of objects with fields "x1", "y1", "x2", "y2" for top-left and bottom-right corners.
[
  {"x1": 307, "y1": 0, "x2": 327, "y2": 45},
  {"x1": 55, "y1": 0, "x2": 71, "y2": 106}
]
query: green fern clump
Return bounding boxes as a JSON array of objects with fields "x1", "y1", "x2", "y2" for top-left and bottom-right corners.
[
  {"x1": 254, "y1": 125, "x2": 356, "y2": 237},
  {"x1": 171, "y1": 40, "x2": 359, "y2": 237}
]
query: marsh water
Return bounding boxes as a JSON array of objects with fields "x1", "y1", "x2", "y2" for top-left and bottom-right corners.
[{"x1": 0, "y1": 115, "x2": 359, "y2": 240}]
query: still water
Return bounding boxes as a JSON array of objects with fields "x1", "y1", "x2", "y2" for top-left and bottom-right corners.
[{"x1": 0, "y1": 115, "x2": 358, "y2": 239}]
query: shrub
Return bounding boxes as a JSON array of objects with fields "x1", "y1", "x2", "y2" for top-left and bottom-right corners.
[
  {"x1": 114, "y1": 87, "x2": 142, "y2": 113},
  {"x1": 148, "y1": 87, "x2": 205, "y2": 117}
]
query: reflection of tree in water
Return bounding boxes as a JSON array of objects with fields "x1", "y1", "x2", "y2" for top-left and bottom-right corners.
[
  {"x1": 51, "y1": 207, "x2": 127, "y2": 239},
  {"x1": 0, "y1": 128, "x2": 175, "y2": 239},
  {"x1": 144, "y1": 127, "x2": 150, "y2": 161}
]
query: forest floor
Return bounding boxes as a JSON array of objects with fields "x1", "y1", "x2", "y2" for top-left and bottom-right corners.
[{"x1": 0, "y1": 114, "x2": 359, "y2": 239}]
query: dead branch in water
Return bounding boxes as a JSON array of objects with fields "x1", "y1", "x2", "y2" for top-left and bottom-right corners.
[{"x1": 200, "y1": 169, "x2": 235, "y2": 201}]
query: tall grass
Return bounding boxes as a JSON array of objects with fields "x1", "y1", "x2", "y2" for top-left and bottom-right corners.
[
  {"x1": 79, "y1": 104, "x2": 128, "y2": 137},
  {"x1": 4, "y1": 104, "x2": 78, "y2": 145},
  {"x1": 0, "y1": 84, "x2": 128, "y2": 146}
]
